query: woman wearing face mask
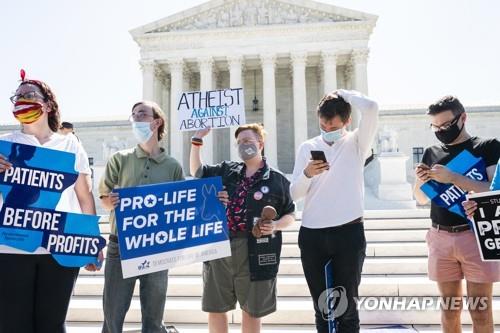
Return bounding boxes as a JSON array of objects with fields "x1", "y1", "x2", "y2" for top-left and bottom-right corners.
[
  {"x1": 0, "y1": 71, "x2": 98, "y2": 333},
  {"x1": 190, "y1": 123, "x2": 295, "y2": 333},
  {"x1": 98, "y1": 101, "x2": 184, "y2": 333}
]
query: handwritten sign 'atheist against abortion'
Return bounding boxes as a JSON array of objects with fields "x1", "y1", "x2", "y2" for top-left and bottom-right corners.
[
  {"x1": 114, "y1": 177, "x2": 230, "y2": 278},
  {"x1": 176, "y1": 88, "x2": 245, "y2": 131}
]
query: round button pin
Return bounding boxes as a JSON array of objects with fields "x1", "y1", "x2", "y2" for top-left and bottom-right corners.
[{"x1": 253, "y1": 191, "x2": 263, "y2": 201}]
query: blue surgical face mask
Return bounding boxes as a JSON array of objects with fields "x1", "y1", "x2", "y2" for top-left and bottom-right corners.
[
  {"x1": 320, "y1": 128, "x2": 344, "y2": 143},
  {"x1": 132, "y1": 121, "x2": 153, "y2": 143}
]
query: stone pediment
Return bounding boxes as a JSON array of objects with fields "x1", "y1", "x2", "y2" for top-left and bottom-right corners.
[{"x1": 131, "y1": 0, "x2": 377, "y2": 35}]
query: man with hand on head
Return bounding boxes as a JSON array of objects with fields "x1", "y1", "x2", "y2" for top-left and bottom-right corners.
[{"x1": 290, "y1": 89, "x2": 378, "y2": 333}]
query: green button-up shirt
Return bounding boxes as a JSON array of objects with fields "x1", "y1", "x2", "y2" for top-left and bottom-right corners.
[{"x1": 98, "y1": 145, "x2": 185, "y2": 235}]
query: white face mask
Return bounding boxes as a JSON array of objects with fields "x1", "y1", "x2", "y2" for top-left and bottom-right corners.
[
  {"x1": 132, "y1": 121, "x2": 153, "y2": 143},
  {"x1": 320, "y1": 128, "x2": 344, "y2": 143}
]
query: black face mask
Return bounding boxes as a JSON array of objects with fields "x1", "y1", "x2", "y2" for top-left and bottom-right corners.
[{"x1": 435, "y1": 115, "x2": 464, "y2": 144}]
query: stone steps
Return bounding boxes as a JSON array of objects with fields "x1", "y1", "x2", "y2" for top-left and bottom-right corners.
[
  {"x1": 66, "y1": 296, "x2": 500, "y2": 325},
  {"x1": 67, "y1": 323, "x2": 500, "y2": 333},
  {"x1": 74, "y1": 275, "x2": 500, "y2": 298},
  {"x1": 79, "y1": 257, "x2": 429, "y2": 276},
  {"x1": 68, "y1": 209, "x2": 500, "y2": 328}
]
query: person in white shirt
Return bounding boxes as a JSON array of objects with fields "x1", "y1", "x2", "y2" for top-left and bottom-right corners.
[
  {"x1": 0, "y1": 73, "x2": 99, "y2": 333},
  {"x1": 290, "y1": 89, "x2": 378, "y2": 333}
]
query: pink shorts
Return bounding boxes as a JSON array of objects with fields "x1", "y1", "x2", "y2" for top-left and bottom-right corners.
[{"x1": 426, "y1": 227, "x2": 500, "y2": 283}]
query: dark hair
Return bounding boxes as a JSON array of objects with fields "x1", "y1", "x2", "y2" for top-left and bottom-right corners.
[
  {"x1": 427, "y1": 96, "x2": 465, "y2": 116},
  {"x1": 60, "y1": 121, "x2": 74, "y2": 129},
  {"x1": 18, "y1": 80, "x2": 60, "y2": 132},
  {"x1": 234, "y1": 123, "x2": 266, "y2": 141},
  {"x1": 317, "y1": 94, "x2": 351, "y2": 122},
  {"x1": 132, "y1": 101, "x2": 166, "y2": 141}
]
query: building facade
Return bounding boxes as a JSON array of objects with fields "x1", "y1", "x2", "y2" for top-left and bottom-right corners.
[{"x1": 129, "y1": 0, "x2": 377, "y2": 171}]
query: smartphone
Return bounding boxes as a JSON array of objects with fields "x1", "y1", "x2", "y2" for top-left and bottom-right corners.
[
  {"x1": 417, "y1": 163, "x2": 430, "y2": 171},
  {"x1": 311, "y1": 150, "x2": 327, "y2": 163}
]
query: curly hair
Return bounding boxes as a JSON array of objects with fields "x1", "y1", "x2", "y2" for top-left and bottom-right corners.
[{"x1": 18, "y1": 80, "x2": 60, "y2": 132}]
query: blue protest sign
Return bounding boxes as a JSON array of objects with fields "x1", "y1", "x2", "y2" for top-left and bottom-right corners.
[
  {"x1": 421, "y1": 150, "x2": 487, "y2": 218},
  {"x1": 319, "y1": 260, "x2": 348, "y2": 332},
  {"x1": 0, "y1": 140, "x2": 106, "y2": 266},
  {"x1": 325, "y1": 260, "x2": 337, "y2": 333},
  {"x1": 114, "y1": 176, "x2": 231, "y2": 278}
]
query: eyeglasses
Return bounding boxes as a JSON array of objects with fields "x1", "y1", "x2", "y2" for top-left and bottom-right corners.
[
  {"x1": 129, "y1": 110, "x2": 154, "y2": 122},
  {"x1": 429, "y1": 113, "x2": 462, "y2": 132},
  {"x1": 10, "y1": 91, "x2": 46, "y2": 104}
]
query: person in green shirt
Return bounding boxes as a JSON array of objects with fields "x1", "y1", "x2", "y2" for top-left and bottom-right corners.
[{"x1": 99, "y1": 101, "x2": 184, "y2": 333}]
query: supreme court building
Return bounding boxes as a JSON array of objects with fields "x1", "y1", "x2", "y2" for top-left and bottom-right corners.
[{"x1": 130, "y1": 0, "x2": 378, "y2": 173}]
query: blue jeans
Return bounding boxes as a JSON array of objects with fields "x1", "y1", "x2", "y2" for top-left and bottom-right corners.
[{"x1": 102, "y1": 240, "x2": 168, "y2": 333}]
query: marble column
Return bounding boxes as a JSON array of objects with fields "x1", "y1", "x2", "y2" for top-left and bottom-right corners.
[
  {"x1": 322, "y1": 50, "x2": 338, "y2": 95},
  {"x1": 260, "y1": 53, "x2": 278, "y2": 167},
  {"x1": 159, "y1": 74, "x2": 170, "y2": 151},
  {"x1": 154, "y1": 67, "x2": 166, "y2": 106},
  {"x1": 168, "y1": 58, "x2": 184, "y2": 163},
  {"x1": 351, "y1": 49, "x2": 369, "y2": 129},
  {"x1": 199, "y1": 57, "x2": 214, "y2": 165},
  {"x1": 291, "y1": 52, "x2": 308, "y2": 153},
  {"x1": 141, "y1": 60, "x2": 156, "y2": 101},
  {"x1": 227, "y1": 55, "x2": 244, "y2": 161},
  {"x1": 353, "y1": 49, "x2": 369, "y2": 95}
]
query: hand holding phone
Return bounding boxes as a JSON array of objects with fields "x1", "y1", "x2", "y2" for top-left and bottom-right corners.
[
  {"x1": 310, "y1": 150, "x2": 327, "y2": 163},
  {"x1": 304, "y1": 150, "x2": 329, "y2": 178},
  {"x1": 415, "y1": 163, "x2": 431, "y2": 183}
]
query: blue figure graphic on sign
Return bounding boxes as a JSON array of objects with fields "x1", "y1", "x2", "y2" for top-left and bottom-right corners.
[{"x1": 201, "y1": 184, "x2": 221, "y2": 221}]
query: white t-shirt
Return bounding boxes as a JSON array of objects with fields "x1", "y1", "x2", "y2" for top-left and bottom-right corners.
[
  {"x1": 0, "y1": 131, "x2": 91, "y2": 255},
  {"x1": 290, "y1": 90, "x2": 379, "y2": 228}
]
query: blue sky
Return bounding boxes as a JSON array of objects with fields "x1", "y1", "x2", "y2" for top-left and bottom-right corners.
[{"x1": 1, "y1": 0, "x2": 499, "y2": 124}]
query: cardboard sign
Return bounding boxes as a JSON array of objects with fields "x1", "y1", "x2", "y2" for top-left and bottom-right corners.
[{"x1": 176, "y1": 88, "x2": 245, "y2": 131}]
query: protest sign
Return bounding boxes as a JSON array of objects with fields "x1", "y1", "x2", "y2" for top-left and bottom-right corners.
[
  {"x1": 319, "y1": 260, "x2": 348, "y2": 333},
  {"x1": 176, "y1": 88, "x2": 245, "y2": 131},
  {"x1": 420, "y1": 150, "x2": 487, "y2": 218},
  {"x1": 325, "y1": 260, "x2": 338, "y2": 333},
  {"x1": 114, "y1": 177, "x2": 230, "y2": 278},
  {"x1": 0, "y1": 140, "x2": 106, "y2": 266},
  {"x1": 467, "y1": 190, "x2": 500, "y2": 261}
]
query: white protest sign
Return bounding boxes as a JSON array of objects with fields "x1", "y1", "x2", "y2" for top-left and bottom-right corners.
[{"x1": 176, "y1": 88, "x2": 245, "y2": 131}]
